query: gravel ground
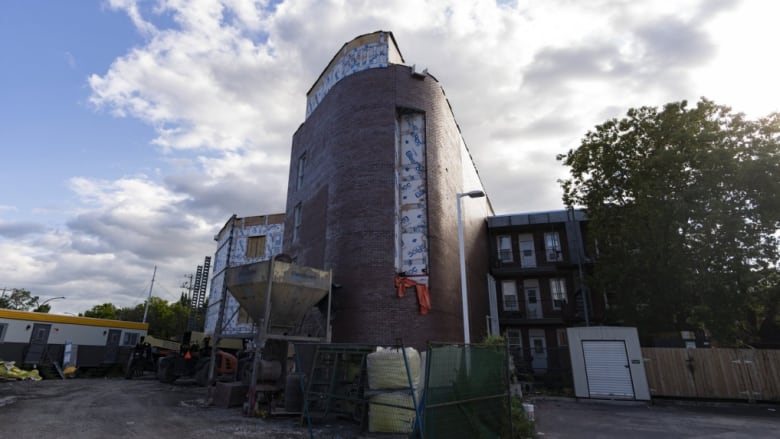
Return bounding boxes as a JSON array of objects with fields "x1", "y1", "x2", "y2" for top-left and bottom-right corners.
[{"x1": 0, "y1": 376, "x2": 372, "y2": 439}]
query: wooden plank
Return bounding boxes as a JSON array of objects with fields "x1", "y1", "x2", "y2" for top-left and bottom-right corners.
[
  {"x1": 52, "y1": 361, "x2": 65, "y2": 380},
  {"x1": 641, "y1": 347, "x2": 780, "y2": 402}
]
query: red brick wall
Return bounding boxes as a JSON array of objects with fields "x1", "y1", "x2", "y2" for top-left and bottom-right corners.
[{"x1": 284, "y1": 64, "x2": 490, "y2": 350}]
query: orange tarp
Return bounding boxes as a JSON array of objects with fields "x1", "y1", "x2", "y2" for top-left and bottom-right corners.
[{"x1": 394, "y1": 275, "x2": 431, "y2": 315}]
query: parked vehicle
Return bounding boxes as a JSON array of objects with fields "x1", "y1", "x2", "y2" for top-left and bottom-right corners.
[
  {"x1": 124, "y1": 338, "x2": 156, "y2": 379},
  {"x1": 156, "y1": 333, "x2": 238, "y2": 386}
]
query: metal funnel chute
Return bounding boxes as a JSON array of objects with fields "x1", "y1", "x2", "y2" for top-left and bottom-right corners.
[{"x1": 225, "y1": 259, "x2": 332, "y2": 338}]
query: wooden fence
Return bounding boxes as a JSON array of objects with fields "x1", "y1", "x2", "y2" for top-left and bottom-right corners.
[{"x1": 642, "y1": 348, "x2": 780, "y2": 402}]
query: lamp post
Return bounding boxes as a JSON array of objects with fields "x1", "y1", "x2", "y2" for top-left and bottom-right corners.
[
  {"x1": 457, "y1": 190, "x2": 485, "y2": 345},
  {"x1": 37, "y1": 296, "x2": 65, "y2": 311},
  {"x1": 40, "y1": 296, "x2": 65, "y2": 306}
]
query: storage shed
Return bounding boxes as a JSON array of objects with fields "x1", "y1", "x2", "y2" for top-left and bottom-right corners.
[{"x1": 567, "y1": 326, "x2": 650, "y2": 401}]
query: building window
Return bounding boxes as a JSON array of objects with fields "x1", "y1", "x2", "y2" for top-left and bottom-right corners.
[
  {"x1": 506, "y1": 329, "x2": 522, "y2": 348},
  {"x1": 245, "y1": 235, "x2": 267, "y2": 259},
  {"x1": 122, "y1": 332, "x2": 139, "y2": 346},
  {"x1": 518, "y1": 234, "x2": 536, "y2": 268},
  {"x1": 33, "y1": 326, "x2": 49, "y2": 343},
  {"x1": 238, "y1": 307, "x2": 252, "y2": 325},
  {"x1": 524, "y1": 279, "x2": 542, "y2": 319},
  {"x1": 550, "y1": 278, "x2": 568, "y2": 310},
  {"x1": 293, "y1": 203, "x2": 302, "y2": 242},
  {"x1": 533, "y1": 338, "x2": 545, "y2": 354},
  {"x1": 556, "y1": 328, "x2": 568, "y2": 347},
  {"x1": 296, "y1": 152, "x2": 306, "y2": 191},
  {"x1": 545, "y1": 232, "x2": 562, "y2": 261},
  {"x1": 0, "y1": 323, "x2": 7, "y2": 342},
  {"x1": 497, "y1": 235, "x2": 513, "y2": 262},
  {"x1": 502, "y1": 280, "x2": 519, "y2": 311}
]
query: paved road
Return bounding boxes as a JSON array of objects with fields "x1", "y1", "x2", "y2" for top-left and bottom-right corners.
[{"x1": 533, "y1": 397, "x2": 780, "y2": 438}]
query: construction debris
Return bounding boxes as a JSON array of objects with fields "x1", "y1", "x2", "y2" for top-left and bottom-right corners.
[{"x1": 0, "y1": 361, "x2": 42, "y2": 381}]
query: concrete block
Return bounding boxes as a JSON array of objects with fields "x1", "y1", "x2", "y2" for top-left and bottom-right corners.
[{"x1": 213, "y1": 381, "x2": 248, "y2": 408}]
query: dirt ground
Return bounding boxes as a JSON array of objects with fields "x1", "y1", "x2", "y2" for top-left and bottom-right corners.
[{"x1": 0, "y1": 375, "x2": 372, "y2": 439}]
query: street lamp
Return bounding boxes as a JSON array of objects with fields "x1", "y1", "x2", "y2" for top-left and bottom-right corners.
[
  {"x1": 37, "y1": 296, "x2": 65, "y2": 312},
  {"x1": 39, "y1": 296, "x2": 66, "y2": 306},
  {"x1": 457, "y1": 190, "x2": 485, "y2": 345}
]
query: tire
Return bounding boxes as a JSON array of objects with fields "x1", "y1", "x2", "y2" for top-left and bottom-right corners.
[
  {"x1": 125, "y1": 358, "x2": 140, "y2": 380},
  {"x1": 195, "y1": 360, "x2": 210, "y2": 387},
  {"x1": 158, "y1": 358, "x2": 176, "y2": 384},
  {"x1": 124, "y1": 358, "x2": 135, "y2": 380}
]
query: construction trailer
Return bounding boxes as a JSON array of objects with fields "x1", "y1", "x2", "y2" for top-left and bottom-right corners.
[
  {"x1": 0, "y1": 309, "x2": 148, "y2": 370},
  {"x1": 211, "y1": 257, "x2": 332, "y2": 413}
]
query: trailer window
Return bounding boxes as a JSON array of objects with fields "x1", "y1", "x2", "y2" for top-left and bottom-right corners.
[
  {"x1": 123, "y1": 332, "x2": 139, "y2": 346},
  {"x1": 0, "y1": 323, "x2": 7, "y2": 342}
]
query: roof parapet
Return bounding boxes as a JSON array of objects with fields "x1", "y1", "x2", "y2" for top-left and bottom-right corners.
[{"x1": 305, "y1": 31, "x2": 404, "y2": 118}]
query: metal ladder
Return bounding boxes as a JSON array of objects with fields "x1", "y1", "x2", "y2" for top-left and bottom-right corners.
[{"x1": 299, "y1": 344, "x2": 374, "y2": 430}]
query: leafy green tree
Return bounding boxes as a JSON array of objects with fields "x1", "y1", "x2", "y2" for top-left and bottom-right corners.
[
  {"x1": 84, "y1": 303, "x2": 118, "y2": 320},
  {"x1": 82, "y1": 297, "x2": 192, "y2": 340},
  {"x1": 0, "y1": 288, "x2": 40, "y2": 311},
  {"x1": 142, "y1": 296, "x2": 190, "y2": 339},
  {"x1": 558, "y1": 98, "x2": 780, "y2": 345},
  {"x1": 33, "y1": 303, "x2": 52, "y2": 313}
]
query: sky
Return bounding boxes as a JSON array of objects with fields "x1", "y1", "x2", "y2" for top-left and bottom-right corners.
[{"x1": 1, "y1": 0, "x2": 779, "y2": 316}]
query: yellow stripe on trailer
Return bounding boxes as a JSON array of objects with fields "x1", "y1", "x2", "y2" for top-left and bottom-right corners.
[{"x1": 0, "y1": 309, "x2": 148, "y2": 331}]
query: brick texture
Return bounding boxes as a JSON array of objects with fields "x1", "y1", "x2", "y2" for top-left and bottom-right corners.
[{"x1": 284, "y1": 64, "x2": 491, "y2": 350}]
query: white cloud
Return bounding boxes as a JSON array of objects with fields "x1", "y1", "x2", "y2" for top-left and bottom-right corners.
[{"x1": 5, "y1": 0, "x2": 779, "y2": 314}]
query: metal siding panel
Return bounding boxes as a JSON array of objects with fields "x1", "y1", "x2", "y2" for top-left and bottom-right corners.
[
  {"x1": 583, "y1": 340, "x2": 635, "y2": 399},
  {"x1": 0, "y1": 309, "x2": 147, "y2": 331}
]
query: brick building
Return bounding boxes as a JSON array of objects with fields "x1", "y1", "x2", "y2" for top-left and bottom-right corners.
[
  {"x1": 283, "y1": 31, "x2": 493, "y2": 350},
  {"x1": 487, "y1": 209, "x2": 604, "y2": 378}
]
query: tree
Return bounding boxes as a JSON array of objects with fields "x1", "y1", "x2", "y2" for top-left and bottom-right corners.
[
  {"x1": 558, "y1": 98, "x2": 780, "y2": 345},
  {"x1": 33, "y1": 303, "x2": 52, "y2": 313},
  {"x1": 0, "y1": 288, "x2": 40, "y2": 311},
  {"x1": 81, "y1": 297, "x2": 191, "y2": 340},
  {"x1": 84, "y1": 303, "x2": 118, "y2": 320},
  {"x1": 141, "y1": 296, "x2": 190, "y2": 339}
]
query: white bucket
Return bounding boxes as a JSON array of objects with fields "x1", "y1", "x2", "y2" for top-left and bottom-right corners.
[{"x1": 522, "y1": 402, "x2": 535, "y2": 421}]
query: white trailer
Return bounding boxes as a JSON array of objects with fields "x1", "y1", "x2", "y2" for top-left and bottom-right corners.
[{"x1": 0, "y1": 309, "x2": 148, "y2": 369}]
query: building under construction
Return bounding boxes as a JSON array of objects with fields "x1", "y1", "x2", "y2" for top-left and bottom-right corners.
[
  {"x1": 204, "y1": 214, "x2": 286, "y2": 338},
  {"x1": 282, "y1": 31, "x2": 493, "y2": 349}
]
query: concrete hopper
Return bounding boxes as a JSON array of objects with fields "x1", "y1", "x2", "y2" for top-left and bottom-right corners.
[{"x1": 224, "y1": 259, "x2": 332, "y2": 339}]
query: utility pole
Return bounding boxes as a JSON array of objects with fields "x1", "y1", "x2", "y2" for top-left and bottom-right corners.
[
  {"x1": 143, "y1": 266, "x2": 157, "y2": 324},
  {"x1": 182, "y1": 274, "x2": 194, "y2": 302}
]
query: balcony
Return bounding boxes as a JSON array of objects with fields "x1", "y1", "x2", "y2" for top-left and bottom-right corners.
[
  {"x1": 499, "y1": 309, "x2": 564, "y2": 326},
  {"x1": 492, "y1": 262, "x2": 568, "y2": 276}
]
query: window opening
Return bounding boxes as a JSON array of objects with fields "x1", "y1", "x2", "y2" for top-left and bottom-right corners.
[{"x1": 502, "y1": 280, "x2": 519, "y2": 311}]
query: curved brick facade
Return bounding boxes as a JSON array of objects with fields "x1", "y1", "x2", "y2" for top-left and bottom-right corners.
[{"x1": 284, "y1": 62, "x2": 491, "y2": 350}]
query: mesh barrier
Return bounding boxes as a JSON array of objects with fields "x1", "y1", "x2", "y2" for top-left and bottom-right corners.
[
  {"x1": 296, "y1": 343, "x2": 512, "y2": 439},
  {"x1": 420, "y1": 343, "x2": 512, "y2": 438}
]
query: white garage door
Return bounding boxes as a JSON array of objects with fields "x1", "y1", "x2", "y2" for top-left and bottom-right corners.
[{"x1": 582, "y1": 340, "x2": 635, "y2": 399}]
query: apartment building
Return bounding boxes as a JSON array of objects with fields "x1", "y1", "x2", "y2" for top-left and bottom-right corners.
[{"x1": 488, "y1": 209, "x2": 603, "y2": 378}]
